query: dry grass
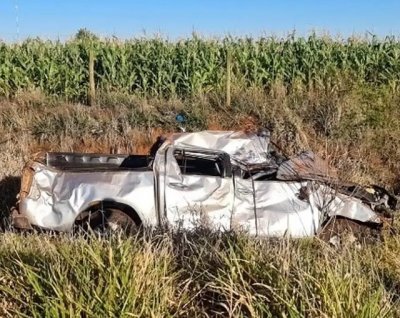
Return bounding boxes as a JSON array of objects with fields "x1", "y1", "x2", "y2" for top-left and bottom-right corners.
[{"x1": 0, "y1": 85, "x2": 399, "y2": 316}]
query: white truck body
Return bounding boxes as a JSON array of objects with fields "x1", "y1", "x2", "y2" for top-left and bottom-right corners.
[{"x1": 14, "y1": 130, "x2": 392, "y2": 237}]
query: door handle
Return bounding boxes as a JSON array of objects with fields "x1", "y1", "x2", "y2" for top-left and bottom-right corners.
[
  {"x1": 168, "y1": 182, "x2": 189, "y2": 190},
  {"x1": 236, "y1": 187, "x2": 254, "y2": 195}
]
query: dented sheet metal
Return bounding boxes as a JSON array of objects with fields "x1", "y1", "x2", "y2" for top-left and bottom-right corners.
[
  {"x1": 232, "y1": 179, "x2": 379, "y2": 237},
  {"x1": 168, "y1": 130, "x2": 271, "y2": 165},
  {"x1": 18, "y1": 162, "x2": 157, "y2": 231},
  {"x1": 153, "y1": 142, "x2": 233, "y2": 231},
  {"x1": 14, "y1": 130, "x2": 398, "y2": 237},
  {"x1": 159, "y1": 131, "x2": 390, "y2": 237},
  {"x1": 232, "y1": 178, "x2": 321, "y2": 236}
]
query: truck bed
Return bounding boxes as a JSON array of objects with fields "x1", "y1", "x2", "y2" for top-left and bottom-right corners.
[{"x1": 45, "y1": 152, "x2": 152, "y2": 171}]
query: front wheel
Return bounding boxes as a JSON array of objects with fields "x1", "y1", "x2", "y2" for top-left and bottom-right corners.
[{"x1": 318, "y1": 216, "x2": 382, "y2": 244}]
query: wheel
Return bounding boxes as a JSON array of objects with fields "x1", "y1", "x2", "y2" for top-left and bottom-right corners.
[
  {"x1": 75, "y1": 207, "x2": 138, "y2": 235},
  {"x1": 318, "y1": 216, "x2": 382, "y2": 244}
]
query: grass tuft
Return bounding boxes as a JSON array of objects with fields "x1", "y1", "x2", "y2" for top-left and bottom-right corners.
[{"x1": 0, "y1": 231, "x2": 398, "y2": 317}]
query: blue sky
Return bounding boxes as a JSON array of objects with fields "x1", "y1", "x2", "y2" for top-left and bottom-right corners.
[{"x1": 1, "y1": 1, "x2": 400, "y2": 41}]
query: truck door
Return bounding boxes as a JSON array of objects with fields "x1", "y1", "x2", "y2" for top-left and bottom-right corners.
[
  {"x1": 160, "y1": 147, "x2": 233, "y2": 231},
  {"x1": 232, "y1": 172, "x2": 320, "y2": 237}
]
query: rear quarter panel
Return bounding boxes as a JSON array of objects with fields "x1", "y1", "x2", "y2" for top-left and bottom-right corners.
[{"x1": 19, "y1": 162, "x2": 156, "y2": 231}]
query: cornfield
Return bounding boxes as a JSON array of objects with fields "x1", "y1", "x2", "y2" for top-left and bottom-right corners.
[{"x1": 1, "y1": 34, "x2": 400, "y2": 101}]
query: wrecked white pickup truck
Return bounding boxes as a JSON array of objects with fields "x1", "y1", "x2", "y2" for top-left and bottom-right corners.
[{"x1": 12, "y1": 130, "x2": 398, "y2": 237}]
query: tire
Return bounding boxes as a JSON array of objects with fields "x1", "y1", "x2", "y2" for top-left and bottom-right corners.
[
  {"x1": 75, "y1": 207, "x2": 138, "y2": 235},
  {"x1": 318, "y1": 216, "x2": 382, "y2": 244}
]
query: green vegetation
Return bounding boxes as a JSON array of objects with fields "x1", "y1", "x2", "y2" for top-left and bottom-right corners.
[
  {"x1": 0, "y1": 231, "x2": 399, "y2": 317},
  {"x1": 2, "y1": 34, "x2": 400, "y2": 101},
  {"x1": 0, "y1": 33, "x2": 400, "y2": 317}
]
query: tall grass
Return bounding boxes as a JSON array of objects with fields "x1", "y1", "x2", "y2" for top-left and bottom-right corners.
[
  {"x1": 2, "y1": 34, "x2": 400, "y2": 101},
  {"x1": 0, "y1": 231, "x2": 398, "y2": 317}
]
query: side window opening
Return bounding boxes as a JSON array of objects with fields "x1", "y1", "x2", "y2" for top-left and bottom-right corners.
[{"x1": 173, "y1": 149, "x2": 230, "y2": 177}]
